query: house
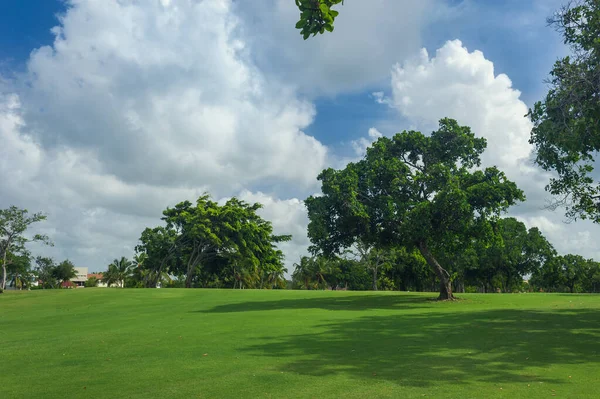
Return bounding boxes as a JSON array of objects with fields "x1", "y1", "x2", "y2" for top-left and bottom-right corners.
[
  {"x1": 87, "y1": 273, "x2": 108, "y2": 288},
  {"x1": 71, "y1": 267, "x2": 88, "y2": 287}
]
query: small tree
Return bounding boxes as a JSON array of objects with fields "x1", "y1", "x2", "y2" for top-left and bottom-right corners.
[
  {"x1": 53, "y1": 260, "x2": 77, "y2": 288},
  {"x1": 85, "y1": 276, "x2": 99, "y2": 287},
  {"x1": 0, "y1": 206, "x2": 51, "y2": 291},
  {"x1": 104, "y1": 257, "x2": 134, "y2": 288},
  {"x1": 35, "y1": 256, "x2": 57, "y2": 289}
]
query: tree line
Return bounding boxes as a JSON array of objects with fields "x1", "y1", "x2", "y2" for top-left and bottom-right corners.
[
  {"x1": 0, "y1": 195, "x2": 291, "y2": 292},
  {"x1": 291, "y1": 219, "x2": 600, "y2": 294}
]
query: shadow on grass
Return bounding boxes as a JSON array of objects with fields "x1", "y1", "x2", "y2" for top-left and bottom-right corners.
[
  {"x1": 198, "y1": 294, "x2": 432, "y2": 313},
  {"x1": 239, "y1": 306, "x2": 600, "y2": 387}
]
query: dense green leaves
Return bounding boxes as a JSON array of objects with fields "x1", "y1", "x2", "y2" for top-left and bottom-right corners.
[
  {"x1": 306, "y1": 118, "x2": 525, "y2": 299},
  {"x1": 295, "y1": 0, "x2": 343, "y2": 39},
  {"x1": 529, "y1": 0, "x2": 600, "y2": 222},
  {"x1": 134, "y1": 194, "x2": 290, "y2": 289},
  {"x1": 52, "y1": 260, "x2": 77, "y2": 286},
  {"x1": 104, "y1": 257, "x2": 134, "y2": 288},
  {"x1": 0, "y1": 206, "x2": 51, "y2": 291}
]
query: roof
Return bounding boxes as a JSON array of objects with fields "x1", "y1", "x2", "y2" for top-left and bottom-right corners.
[{"x1": 87, "y1": 273, "x2": 104, "y2": 280}]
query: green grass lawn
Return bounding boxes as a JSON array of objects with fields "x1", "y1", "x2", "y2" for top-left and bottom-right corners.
[{"x1": 1, "y1": 289, "x2": 599, "y2": 398}]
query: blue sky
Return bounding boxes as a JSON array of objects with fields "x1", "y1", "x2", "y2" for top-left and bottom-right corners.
[
  {"x1": 0, "y1": 1, "x2": 65, "y2": 68},
  {"x1": 1, "y1": 0, "x2": 595, "y2": 272}
]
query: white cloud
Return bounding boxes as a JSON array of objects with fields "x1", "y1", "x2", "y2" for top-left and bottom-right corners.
[
  {"x1": 351, "y1": 127, "x2": 383, "y2": 157},
  {"x1": 18, "y1": 0, "x2": 326, "y2": 194},
  {"x1": 0, "y1": 0, "x2": 330, "y2": 271},
  {"x1": 237, "y1": 190, "x2": 310, "y2": 272},
  {"x1": 382, "y1": 39, "x2": 600, "y2": 260},
  {"x1": 233, "y1": 0, "x2": 445, "y2": 96}
]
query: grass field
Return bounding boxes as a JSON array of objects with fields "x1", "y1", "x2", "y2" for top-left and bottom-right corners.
[{"x1": 1, "y1": 289, "x2": 599, "y2": 398}]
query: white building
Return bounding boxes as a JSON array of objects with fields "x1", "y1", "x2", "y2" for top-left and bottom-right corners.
[{"x1": 72, "y1": 267, "x2": 88, "y2": 287}]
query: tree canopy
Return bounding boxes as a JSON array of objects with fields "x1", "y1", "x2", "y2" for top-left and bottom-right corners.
[
  {"x1": 135, "y1": 195, "x2": 291, "y2": 289},
  {"x1": 305, "y1": 118, "x2": 525, "y2": 299},
  {"x1": 529, "y1": 0, "x2": 600, "y2": 222},
  {"x1": 0, "y1": 206, "x2": 51, "y2": 292}
]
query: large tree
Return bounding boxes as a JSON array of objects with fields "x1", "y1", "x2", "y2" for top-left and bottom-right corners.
[
  {"x1": 138, "y1": 194, "x2": 291, "y2": 288},
  {"x1": 529, "y1": 0, "x2": 600, "y2": 222},
  {"x1": 0, "y1": 206, "x2": 51, "y2": 291},
  {"x1": 305, "y1": 118, "x2": 524, "y2": 300}
]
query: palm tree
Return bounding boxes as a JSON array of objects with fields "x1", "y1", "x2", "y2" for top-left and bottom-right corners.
[
  {"x1": 105, "y1": 257, "x2": 134, "y2": 288},
  {"x1": 293, "y1": 256, "x2": 323, "y2": 290}
]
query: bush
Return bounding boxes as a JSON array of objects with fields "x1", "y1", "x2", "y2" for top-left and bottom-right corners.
[{"x1": 84, "y1": 277, "x2": 99, "y2": 288}]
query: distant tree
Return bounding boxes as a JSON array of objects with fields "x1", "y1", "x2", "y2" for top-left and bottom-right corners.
[
  {"x1": 6, "y1": 252, "x2": 33, "y2": 290},
  {"x1": 135, "y1": 227, "x2": 178, "y2": 288},
  {"x1": 385, "y1": 247, "x2": 430, "y2": 292},
  {"x1": 104, "y1": 257, "x2": 134, "y2": 288},
  {"x1": 295, "y1": 0, "x2": 343, "y2": 39},
  {"x1": 528, "y1": 0, "x2": 600, "y2": 222},
  {"x1": 0, "y1": 206, "x2": 51, "y2": 291},
  {"x1": 84, "y1": 276, "x2": 99, "y2": 288},
  {"x1": 559, "y1": 254, "x2": 592, "y2": 293},
  {"x1": 346, "y1": 242, "x2": 392, "y2": 291},
  {"x1": 292, "y1": 256, "x2": 315, "y2": 289},
  {"x1": 35, "y1": 256, "x2": 57, "y2": 289},
  {"x1": 305, "y1": 118, "x2": 524, "y2": 300},
  {"x1": 476, "y1": 218, "x2": 556, "y2": 292},
  {"x1": 52, "y1": 260, "x2": 77, "y2": 288}
]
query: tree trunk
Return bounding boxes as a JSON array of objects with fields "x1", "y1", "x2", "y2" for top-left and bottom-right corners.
[
  {"x1": 1, "y1": 250, "x2": 7, "y2": 291},
  {"x1": 418, "y1": 241, "x2": 455, "y2": 300},
  {"x1": 372, "y1": 267, "x2": 378, "y2": 291},
  {"x1": 185, "y1": 269, "x2": 194, "y2": 288}
]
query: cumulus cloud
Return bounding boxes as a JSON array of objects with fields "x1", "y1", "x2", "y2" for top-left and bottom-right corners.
[
  {"x1": 233, "y1": 0, "x2": 445, "y2": 96},
  {"x1": 351, "y1": 127, "x2": 383, "y2": 157},
  {"x1": 378, "y1": 39, "x2": 600, "y2": 259},
  {"x1": 0, "y1": 0, "x2": 330, "y2": 271}
]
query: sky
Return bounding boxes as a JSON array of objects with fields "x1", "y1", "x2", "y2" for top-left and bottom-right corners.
[{"x1": 2, "y1": 0, "x2": 598, "y2": 274}]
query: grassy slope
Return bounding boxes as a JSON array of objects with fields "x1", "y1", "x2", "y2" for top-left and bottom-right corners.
[{"x1": 0, "y1": 289, "x2": 598, "y2": 398}]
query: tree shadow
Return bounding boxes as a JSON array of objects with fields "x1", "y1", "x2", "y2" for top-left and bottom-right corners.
[
  {"x1": 197, "y1": 293, "x2": 432, "y2": 313},
  {"x1": 237, "y1": 308, "x2": 600, "y2": 387}
]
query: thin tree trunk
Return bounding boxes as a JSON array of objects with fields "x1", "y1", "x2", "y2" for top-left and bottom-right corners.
[
  {"x1": 372, "y1": 267, "x2": 378, "y2": 291},
  {"x1": 418, "y1": 241, "x2": 455, "y2": 300},
  {"x1": 1, "y1": 250, "x2": 7, "y2": 291}
]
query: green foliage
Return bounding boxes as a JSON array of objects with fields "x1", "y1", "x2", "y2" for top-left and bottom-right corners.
[
  {"x1": 528, "y1": 0, "x2": 600, "y2": 222},
  {"x1": 85, "y1": 276, "x2": 99, "y2": 288},
  {"x1": 0, "y1": 205, "x2": 51, "y2": 290},
  {"x1": 52, "y1": 259, "x2": 77, "y2": 287},
  {"x1": 5, "y1": 252, "x2": 34, "y2": 290},
  {"x1": 530, "y1": 254, "x2": 600, "y2": 293},
  {"x1": 35, "y1": 256, "x2": 57, "y2": 288},
  {"x1": 135, "y1": 194, "x2": 290, "y2": 289},
  {"x1": 462, "y1": 218, "x2": 556, "y2": 293},
  {"x1": 295, "y1": 0, "x2": 343, "y2": 39},
  {"x1": 104, "y1": 257, "x2": 134, "y2": 288},
  {"x1": 306, "y1": 118, "x2": 524, "y2": 299}
]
